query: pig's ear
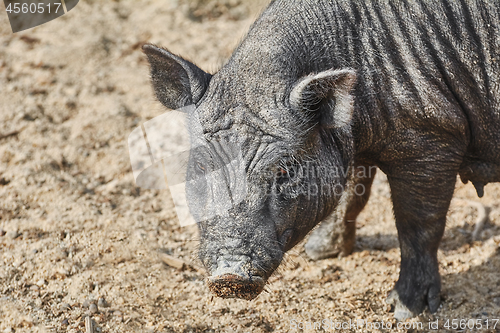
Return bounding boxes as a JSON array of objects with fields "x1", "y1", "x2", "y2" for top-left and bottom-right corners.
[
  {"x1": 290, "y1": 69, "x2": 356, "y2": 128},
  {"x1": 143, "y1": 44, "x2": 212, "y2": 110}
]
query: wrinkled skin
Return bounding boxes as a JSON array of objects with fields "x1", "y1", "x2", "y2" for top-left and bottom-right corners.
[
  {"x1": 185, "y1": 66, "x2": 355, "y2": 299},
  {"x1": 144, "y1": 0, "x2": 500, "y2": 320}
]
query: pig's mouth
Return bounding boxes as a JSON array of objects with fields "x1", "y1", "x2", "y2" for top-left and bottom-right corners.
[{"x1": 207, "y1": 274, "x2": 265, "y2": 300}]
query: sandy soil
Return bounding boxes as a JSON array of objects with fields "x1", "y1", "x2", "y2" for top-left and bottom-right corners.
[{"x1": 0, "y1": 1, "x2": 499, "y2": 332}]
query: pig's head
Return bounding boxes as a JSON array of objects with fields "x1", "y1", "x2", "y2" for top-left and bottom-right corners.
[{"x1": 144, "y1": 44, "x2": 356, "y2": 300}]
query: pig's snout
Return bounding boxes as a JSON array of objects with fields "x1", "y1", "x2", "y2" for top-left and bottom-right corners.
[
  {"x1": 207, "y1": 257, "x2": 266, "y2": 300},
  {"x1": 208, "y1": 274, "x2": 265, "y2": 300}
]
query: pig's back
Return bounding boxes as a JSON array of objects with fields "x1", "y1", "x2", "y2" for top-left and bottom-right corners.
[{"x1": 233, "y1": 0, "x2": 500, "y2": 161}]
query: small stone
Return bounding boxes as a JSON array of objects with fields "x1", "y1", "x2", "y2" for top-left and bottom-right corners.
[
  {"x1": 113, "y1": 311, "x2": 123, "y2": 322},
  {"x1": 117, "y1": 105, "x2": 133, "y2": 117},
  {"x1": 61, "y1": 318, "x2": 69, "y2": 326},
  {"x1": 60, "y1": 303, "x2": 71, "y2": 311},
  {"x1": 6, "y1": 230, "x2": 20, "y2": 239},
  {"x1": 493, "y1": 297, "x2": 500, "y2": 307},
  {"x1": 12, "y1": 259, "x2": 24, "y2": 267},
  {"x1": 36, "y1": 279, "x2": 46, "y2": 287},
  {"x1": 97, "y1": 297, "x2": 109, "y2": 308},
  {"x1": 82, "y1": 299, "x2": 91, "y2": 308},
  {"x1": 58, "y1": 231, "x2": 67, "y2": 240},
  {"x1": 54, "y1": 267, "x2": 70, "y2": 278},
  {"x1": 84, "y1": 260, "x2": 95, "y2": 268},
  {"x1": 89, "y1": 303, "x2": 98, "y2": 314}
]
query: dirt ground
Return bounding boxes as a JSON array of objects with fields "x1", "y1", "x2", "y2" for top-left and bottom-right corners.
[{"x1": 1, "y1": 1, "x2": 499, "y2": 332}]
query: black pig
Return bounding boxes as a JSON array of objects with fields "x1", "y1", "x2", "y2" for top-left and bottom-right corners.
[{"x1": 143, "y1": 0, "x2": 500, "y2": 319}]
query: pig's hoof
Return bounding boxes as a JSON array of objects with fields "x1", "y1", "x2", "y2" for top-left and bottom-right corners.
[
  {"x1": 386, "y1": 290, "x2": 416, "y2": 320},
  {"x1": 386, "y1": 284, "x2": 441, "y2": 320}
]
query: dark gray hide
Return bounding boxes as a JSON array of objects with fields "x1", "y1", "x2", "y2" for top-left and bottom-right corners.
[{"x1": 144, "y1": 0, "x2": 500, "y2": 320}]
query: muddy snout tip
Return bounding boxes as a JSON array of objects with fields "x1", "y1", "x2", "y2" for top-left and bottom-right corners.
[{"x1": 207, "y1": 274, "x2": 265, "y2": 300}]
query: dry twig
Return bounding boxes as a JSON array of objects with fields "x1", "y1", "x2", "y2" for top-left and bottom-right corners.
[
  {"x1": 158, "y1": 252, "x2": 205, "y2": 273},
  {"x1": 85, "y1": 316, "x2": 94, "y2": 333}
]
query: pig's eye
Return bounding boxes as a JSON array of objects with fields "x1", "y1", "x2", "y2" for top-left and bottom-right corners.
[
  {"x1": 274, "y1": 162, "x2": 302, "y2": 198},
  {"x1": 275, "y1": 162, "x2": 298, "y2": 185},
  {"x1": 278, "y1": 167, "x2": 295, "y2": 178}
]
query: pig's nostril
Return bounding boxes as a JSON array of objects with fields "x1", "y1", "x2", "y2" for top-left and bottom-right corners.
[{"x1": 207, "y1": 274, "x2": 265, "y2": 300}]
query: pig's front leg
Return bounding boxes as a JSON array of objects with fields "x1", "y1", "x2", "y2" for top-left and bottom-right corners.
[
  {"x1": 305, "y1": 162, "x2": 376, "y2": 259},
  {"x1": 385, "y1": 161, "x2": 459, "y2": 320}
]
